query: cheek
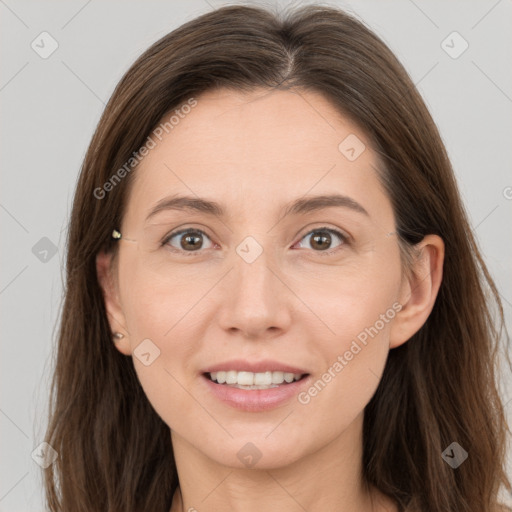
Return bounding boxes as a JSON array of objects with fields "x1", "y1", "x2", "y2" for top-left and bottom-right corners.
[
  {"x1": 298, "y1": 251, "x2": 401, "y2": 346},
  {"x1": 118, "y1": 253, "x2": 208, "y2": 341},
  {"x1": 116, "y1": 254, "x2": 219, "y2": 413},
  {"x1": 295, "y1": 303, "x2": 395, "y2": 445},
  {"x1": 294, "y1": 254, "x2": 401, "y2": 424}
]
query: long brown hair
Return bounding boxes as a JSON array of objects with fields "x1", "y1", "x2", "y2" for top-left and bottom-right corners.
[{"x1": 42, "y1": 4, "x2": 511, "y2": 511}]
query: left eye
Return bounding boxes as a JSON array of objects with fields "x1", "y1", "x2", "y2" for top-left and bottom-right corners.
[{"x1": 293, "y1": 227, "x2": 347, "y2": 254}]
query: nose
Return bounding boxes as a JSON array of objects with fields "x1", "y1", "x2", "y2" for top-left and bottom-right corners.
[{"x1": 216, "y1": 245, "x2": 293, "y2": 340}]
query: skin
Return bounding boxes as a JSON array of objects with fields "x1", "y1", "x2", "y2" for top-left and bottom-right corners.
[{"x1": 96, "y1": 87, "x2": 444, "y2": 512}]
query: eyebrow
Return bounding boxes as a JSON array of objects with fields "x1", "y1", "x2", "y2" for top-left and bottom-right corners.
[{"x1": 145, "y1": 193, "x2": 369, "y2": 223}]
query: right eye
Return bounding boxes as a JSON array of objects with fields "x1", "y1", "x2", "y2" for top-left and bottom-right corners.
[{"x1": 162, "y1": 228, "x2": 216, "y2": 255}]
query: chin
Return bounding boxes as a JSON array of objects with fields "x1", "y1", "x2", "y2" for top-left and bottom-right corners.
[{"x1": 203, "y1": 439, "x2": 306, "y2": 471}]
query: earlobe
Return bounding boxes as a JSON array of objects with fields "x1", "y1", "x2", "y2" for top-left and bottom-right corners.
[
  {"x1": 95, "y1": 251, "x2": 131, "y2": 355},
  {"x1": 389, "y1": 234, "x2": 445, "y2": 349}
]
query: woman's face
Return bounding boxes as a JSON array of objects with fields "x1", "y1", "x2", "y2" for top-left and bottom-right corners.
[{"x1": 102, "y1": 87, "x2": 413, "y2": 469}]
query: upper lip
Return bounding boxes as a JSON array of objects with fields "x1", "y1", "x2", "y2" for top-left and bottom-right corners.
[{"x1": 202, "y1": 359, "x2": 309, "y2": 375}]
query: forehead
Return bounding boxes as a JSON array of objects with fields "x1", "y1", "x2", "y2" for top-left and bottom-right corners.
[
  {"x1": 124, "y1": 87, "x2": 391, "y2": 226},
  {"x1": 157, "y1": 87, "x2": 364, "y2": 157}
]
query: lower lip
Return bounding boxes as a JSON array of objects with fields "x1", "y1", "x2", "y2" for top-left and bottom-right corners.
[{"x1": 202, "y1": 374, "x2": 311, "y2": 412}]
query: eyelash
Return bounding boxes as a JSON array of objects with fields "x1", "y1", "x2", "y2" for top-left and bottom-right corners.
[{"x1": 161, "y1": 226, "x2": 349, "y2": 257}]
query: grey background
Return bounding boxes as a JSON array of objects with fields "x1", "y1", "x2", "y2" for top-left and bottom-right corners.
[{"x1": 1, "y1": 0, "x2": 511, "y2": 509}]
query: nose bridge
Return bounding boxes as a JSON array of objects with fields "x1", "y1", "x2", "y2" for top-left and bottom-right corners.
[
  {"x1": 217, "y1": 235, "x2": 291, "y2": 337},
  {"x1": 235, "y1": 239, "x2": 274, "y2": 298}
]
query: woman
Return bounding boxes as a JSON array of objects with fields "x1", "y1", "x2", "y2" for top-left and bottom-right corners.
[{"x1": 43, "y1": 4, "x2": 511, "y2": 511}]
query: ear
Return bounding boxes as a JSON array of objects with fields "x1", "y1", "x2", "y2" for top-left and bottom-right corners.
[
  {"x1": 389, "y1": 234, "x2": 445, "y2": 349},
  {"x1": 96, "y1": 250, "x2": 131, "y2": 356}
]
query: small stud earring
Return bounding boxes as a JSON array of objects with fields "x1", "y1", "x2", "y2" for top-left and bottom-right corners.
[
  {"x1": 112, "y1": 229, "x2": 122, "y2": 239},
  {"x1": 113, "y1": 332, "x2": 125, "y2": 341}
]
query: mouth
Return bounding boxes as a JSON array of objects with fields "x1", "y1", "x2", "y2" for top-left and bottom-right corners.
[
  {"x1": 201, "y1": 369, "x2": 312, "y2": 412},
  {"x1": 204, "y1": 370, "x2": 309, "y2": 390}
]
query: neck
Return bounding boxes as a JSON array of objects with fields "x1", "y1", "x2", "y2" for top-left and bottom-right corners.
[{"x1": 169, "y1": 412, "x2": 390, "y2": 512}]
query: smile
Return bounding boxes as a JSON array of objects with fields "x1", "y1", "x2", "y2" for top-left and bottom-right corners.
[
  {"x1": 202, "y1": 372, "x2": 311, "y2": 412},
  {"x1": 207, "y1": 370, "x2": 305, "y2": 389}
]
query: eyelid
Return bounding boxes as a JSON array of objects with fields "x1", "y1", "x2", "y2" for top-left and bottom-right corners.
[
  {"x1": 161, "y1": 226, "x2": 215, "y2": 256},
  {"x1": 292, "y1": 225, "x2": 349, "y2": 256},
  {"x1": 294, "y1": 224, "x2": 351, "y2": 244},
  {"x1": 161, "y1": 224, "x2": 351, "y2": 256}
]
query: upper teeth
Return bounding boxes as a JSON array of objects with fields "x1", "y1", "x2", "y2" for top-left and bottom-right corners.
[{"x1": 209, "y1": 371, "x2": 303, "y2": 386}]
